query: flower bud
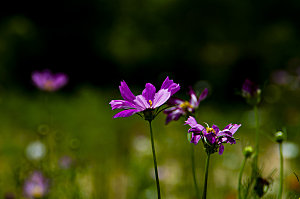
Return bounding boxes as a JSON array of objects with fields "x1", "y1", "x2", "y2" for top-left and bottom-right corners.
[
  {"x1": 275, "y1": 131, "x2": 285, "y2": 143},
  {"x1": 242, "y1": 79, "x2": 261, "y2": 105},
  {"x1": 243, "y1": 146, "x2": 253, "y2": 158}
]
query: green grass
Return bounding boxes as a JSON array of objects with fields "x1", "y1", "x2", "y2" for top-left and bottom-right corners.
[{"x1": 0, "y1": 86, "x2": 299, "y2": 198}]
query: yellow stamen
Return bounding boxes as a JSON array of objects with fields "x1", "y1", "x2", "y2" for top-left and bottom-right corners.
[
  {"x1": 149, "y1": 100, "x2": 153, "y2": 107},
  {"x1": 179, "y1": 101, "x2": 193, "y2": 110},
  {"x1": 32, "y1": 186, "x2": 43, "y2": 198},
  {"x1": 44, "y1": 80, "x2": 54, "y2": 91},
  {"x1": 206, "y1": 127, "x2": 215, "y2": 134}
]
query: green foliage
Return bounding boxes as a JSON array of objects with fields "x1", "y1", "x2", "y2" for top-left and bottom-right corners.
[{"x1": 0, "y1": 85, "x2": 299, "y2": 198}]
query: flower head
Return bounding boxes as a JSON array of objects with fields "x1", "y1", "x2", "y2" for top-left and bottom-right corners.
[
  {"x1": 164, "y1": 87, "x2": 208, "y2": 124},
  {"x1": 59, "y1": 155, "x2": 73, "y2": 169},
  {"x1": 110, "y1": 77, "x2": 180, "y2": 120},
  {"x1": 243, "y1": 146, "x2": 254, "y2": 158},
  {"x1": 32, "y1": 69, "x2": 68, "y2": 92},
  {"x1": 242, "y1": 79, "x2": 261, "y2": 105},
  {"x1": 185, "y1": 116, "x2": 241, "y2": 155},
  {"x1": 23, "y1": 171, "x2": 49, "y2": 199},
  {"x1": 274, "y1": 131, "x2": 285, "y2": 143}
]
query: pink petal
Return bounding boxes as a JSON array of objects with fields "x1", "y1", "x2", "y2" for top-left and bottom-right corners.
[
  {"x1": 229, "y1": 124, "x2": 241, "y2": 135},
  {"x1": 167, "y1": 97, "x2": 184, "y2": 106},
  {"x1": 160, "y1": 76, "x2": 180, "y2": 95},
  {"x1": 185, "y1": 116, "x2": 205, "y2": 130},
  {"x1": 219, "y1": 144, "x2": 224, "y2": 155},
  {"x1": 119, "y1": 81, "x2": 136, "y2": 102},
  {"x1": 191, "y1": 134, "x2": 201, "y2": 144},
  {"x1": 152, "y1": 89, "x2": 171, "y2": 108},
  {"x1": 199, "y1": 88, "x2": 208, "y2": 102},
  {"x1": 142, "y1": 83, "x2": 156, "y2": 101},
  {"x1": 113, "y1": 109, "x2": 138, "y2": 118},
  {"x1": 189, "y1": 90, "x2": 198, "y2": 107},
  {"x1": 109, "y1": 100, "x2": 136, "y2": 110},
  {"x1": 134, "y1": 95, "x2": 150, "y2": 111}
]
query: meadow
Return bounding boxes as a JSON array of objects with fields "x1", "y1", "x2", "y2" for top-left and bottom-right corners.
[{"x1": 0, "y1": 72, "x2": 299, "y2": 198}]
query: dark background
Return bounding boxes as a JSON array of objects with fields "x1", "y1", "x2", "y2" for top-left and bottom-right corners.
[{"x1": 1, "y1": 0, "x2": 300, "y2": 97}]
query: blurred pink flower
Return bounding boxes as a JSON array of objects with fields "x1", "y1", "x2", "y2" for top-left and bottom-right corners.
[
  {"x1": 23, "y1": 171, "x2": 49, "y2": 199},
  {"x1": 32, "y1": 69, "x2": 68, "y2": 92}
]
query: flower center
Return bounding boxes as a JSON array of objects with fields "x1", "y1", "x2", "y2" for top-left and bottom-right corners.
[
  {"x1": 206, "y1": 127, "x2": 215, "y2": 134},
  {"x1": 149, "y1": 100, "x2": 153, "y2": 107},
  {"x1": 179, "y1": 101, "x2": 193, "y2": 110},
  {"x1": 32, "y1": 185, "x2": 44, "y2": 198},
  {"x1": 44, "y1": 80, "x2": 54, "y2": 91}
]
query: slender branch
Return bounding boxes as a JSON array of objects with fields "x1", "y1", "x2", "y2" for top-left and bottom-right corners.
[
  {"x1": 154, "y1": 105, "x2": 175, "y2": 118},
  {"x1": 191, "y1": 144, "x2": 200, "y2": 198},
  {"x1": 202, "y1": 153, "x2": 210, "y2": 199},
  {"x1": 254, "y1": 105, "x2": 259, "y2": 163},
  {"x1": 250, "y1": 105, "x2": 260, "y2": 195},
  {"x1": 293, "y1": 172, "x2": 299, "y2": 183},
  {"x1": 148, "y1": 121, "x2": 161, "y2": 199},
  {"x1": 136, "y1": 112, "x2": 144, "y2": 119},
  {"x1": 278, "y1": 143, "x2": 283, "y2": 199},
  {"x1": 238, "y1": 157, "x2": 247, "y2": 199}
]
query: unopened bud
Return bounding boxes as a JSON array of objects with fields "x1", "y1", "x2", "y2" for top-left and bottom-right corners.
[
  {"x1": 275, "y1": 131, "x2": 285, "y2": 143},
  {"x1": 243, "y1": 146, "x2": 253, "y2": 158}
]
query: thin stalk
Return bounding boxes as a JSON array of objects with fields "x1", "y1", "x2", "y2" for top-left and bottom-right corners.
[
  {"x1": 278, "y1": 143, "x2": 283, "y2": 199},
  {"x1": 254, "y1": 105, "x2": 259, "y2": 164},
  {"x1": 202, "y1": 153, "x2": 210, "y2": 199},
  {"x1": 43, "y1": 94, "x2": 55, "y2": 170},
  {"x1": 293, "y1": 172, "x2": 299, "y2": 183},
  {"x1": 238, "y1": 157, "x2": 247, "y2": 199},
  {"x1": 248, "y1": 105, "x2": 260, "y2": 199},
  {"x1": 191, "y1": 144, "x2": 200, "y2": 198},
  {"x1": 154, "y1": 105, "x2": 172, "y2": 118},
  {"x1": 148, "y1": 121, "x2": 161, "y2": 199}
]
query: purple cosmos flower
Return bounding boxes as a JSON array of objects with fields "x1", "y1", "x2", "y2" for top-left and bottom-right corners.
[
  {"x1": 110, "y1": 76, "x2": 180, "y2": 120},
  {"x1": 164, "y1": 87, "x2": 208, "y2": 124},
  {"x1": 185, "y1": 116, "x2": 241, "y2": 155},
  {"x1": 242, "y1": 79, "x2": 261, "y2": 105},
  {"x1": 242, "y1": 79, "x2": 261, "y2": 97},
  {"x1": 23, "y1": 171, "x2": 49, "y2": 199},
  {"x1": 32, "y1": 69, "x2": 68, "y2": 92}
]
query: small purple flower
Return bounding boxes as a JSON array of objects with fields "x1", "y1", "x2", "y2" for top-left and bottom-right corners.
[
  {"x1": 32, "y1": 69, "x2": 68, "y2": 92},
  {"x1": 242, "y1": 79, "x2": 261, "y2": 105},
  {"x1": 110, "y1": 76, "x2": 180, "y2": 119},
  {"x1": 23, "y1": 171, "x2": 49, "y2": 199},
  {"x1": 242, "y1": 79, "x2": 260, "y2": 97},
  {"x1": 164, "y1": 87, "x2": 208, "y2": 124},
  {"x1": 185, "y1": 116, "x2": 241, "y2": 155},
  {"x1": 59, "y1": 155, "x2": 73, "y2": 169}
]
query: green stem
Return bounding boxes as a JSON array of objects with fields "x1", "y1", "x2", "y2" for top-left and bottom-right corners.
[
  {"x1": 254, "y1": 105, "x2": 259, "y2": 164},
  {"x1": 278, "y1": 143, "x2": 283, "y2": 199},
  {"x1": 248, "y1": 105, "x2": 260, "y2": 199},
  {"x1": 191, "y1": 144, "x2": 200, "y2": 198},
  {"x1": 148, "y1": 121, "x2": 161, "y2": 199},
  {"x1": 238, "y1": 157, "x2": 247, "y2": 199},
  {"x1": 202, "y1": 153, "x2": 210, "y2": 199}
]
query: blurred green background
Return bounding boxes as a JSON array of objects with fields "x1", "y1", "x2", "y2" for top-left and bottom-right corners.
[{"x1": 0, "y1": 0, "x2": 300, "y2": 198}]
